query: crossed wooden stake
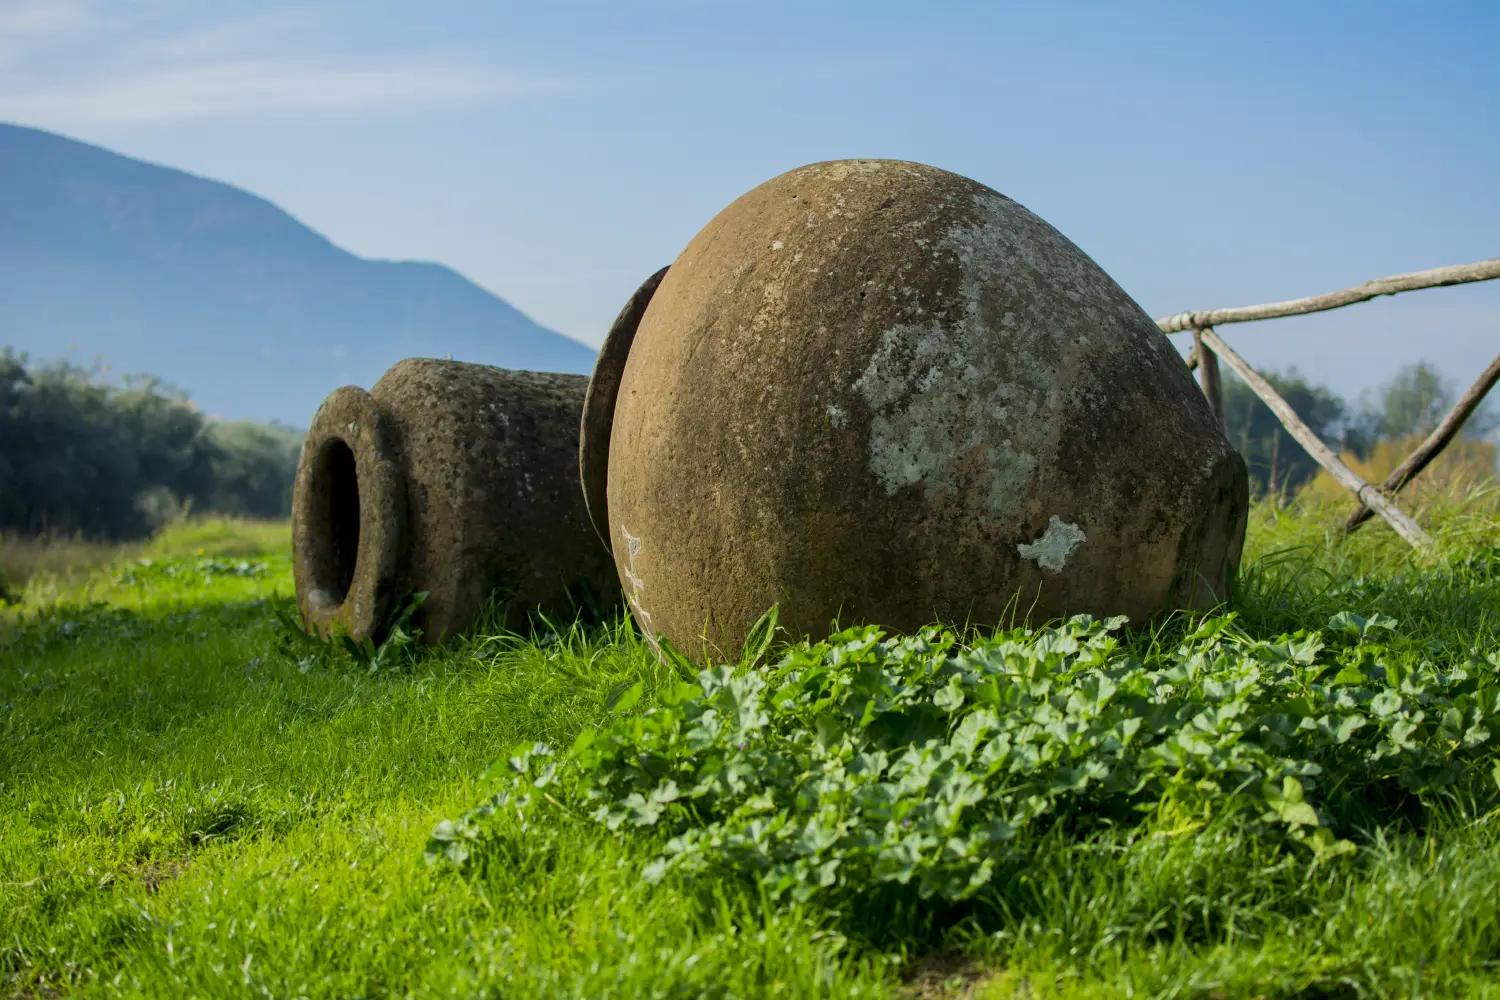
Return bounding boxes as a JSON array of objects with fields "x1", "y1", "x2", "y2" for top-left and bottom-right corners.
[{"x1": 1156, "y1": 257, "x2": 1500, "y2": 556}]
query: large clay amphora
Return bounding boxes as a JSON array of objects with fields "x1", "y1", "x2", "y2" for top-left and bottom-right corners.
[{"x1": 581, "y1": 159, "x2": 1247, "y2": 660}]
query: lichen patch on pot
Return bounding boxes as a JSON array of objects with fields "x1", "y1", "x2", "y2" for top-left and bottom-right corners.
[{"x1": 853, "y1": 318, "x2": 1039, "y2": 519}]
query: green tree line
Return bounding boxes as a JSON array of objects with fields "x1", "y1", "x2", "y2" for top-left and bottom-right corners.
[
  {"x1": 2, "y1": 349, "x2": 1494, "y2": 542},
  {"x1": 0, "y1": 351, "x2": 303, "y2": 540},
  {"x1": 1225, "y1": 360, "x2": 1499, "y2": 496}
]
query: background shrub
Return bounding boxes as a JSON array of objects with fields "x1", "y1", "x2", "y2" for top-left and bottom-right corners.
[{"x1": 0, "y1": 349, "x2": 303, "y2": 541}]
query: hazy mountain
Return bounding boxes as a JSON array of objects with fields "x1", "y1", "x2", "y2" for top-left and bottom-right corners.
[{"x1": 0, "y1": 122, "x2": 598, "y2": 425}]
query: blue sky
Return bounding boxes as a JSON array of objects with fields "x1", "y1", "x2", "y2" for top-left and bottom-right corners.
[{"x1": 1, "y1": 0, "x2": 1496, "y2": 403}]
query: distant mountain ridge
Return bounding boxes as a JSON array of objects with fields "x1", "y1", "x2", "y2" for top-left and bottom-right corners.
[{"x1": 0, "y1": 122, "x2": 598, "y2": 424}]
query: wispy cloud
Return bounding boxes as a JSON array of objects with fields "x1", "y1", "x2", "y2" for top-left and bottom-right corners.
[
  {"x1": 0, "y1": 57, "x2": 560, "y2": 123},
  {"x1": 0, "y1": 0, "x2": 99, "y2": 64},
  {"x1": 0, "y1": 0, "x2": 92, "y2": 35},
  {"x1": 0, "y1": 4, "x2": 569, "y2": 125},
  {"x1": 144, "y1": 8, "x2": 322, "y2": 61}
]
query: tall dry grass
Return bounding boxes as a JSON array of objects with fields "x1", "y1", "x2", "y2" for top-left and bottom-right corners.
[
  {"x1": 0, "y1": 517, "x2": 290, "y2": 605},
  {"x1": 0, "y1": 533, "x2": 139, "y2": 600},
  {"x1": 1300, "y1": 432, "x2": 1497, "y2": 507},
  {"x1": 1246, "y1": 433, "x2": 1499, "y2": 580}
]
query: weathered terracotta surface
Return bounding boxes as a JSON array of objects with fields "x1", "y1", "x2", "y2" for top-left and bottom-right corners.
[
  {"x1": 580, "y1": 266, "x2": 669, "y2": 551},
  {"x1": 294, "y1": 358, "x2": 620, "y2": 645},
  {"x1": 601, "y1": 159, "x2": 1247, "y2": 659}
]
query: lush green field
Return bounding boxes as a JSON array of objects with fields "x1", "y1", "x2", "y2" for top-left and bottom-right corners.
[{"x1": 3, "y1": 485, "x2": 1499, "y2": 999}]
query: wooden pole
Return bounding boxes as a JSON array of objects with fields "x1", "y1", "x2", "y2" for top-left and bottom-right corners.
[
  {"x1": 1344, "y1": 352, "x2": 1500, "y2": 534},
  {"x1": 1195, "y1": 328, "x2": 1437, "y2": 555},
  {"x1": 1193, "y1": 328, "x2": 1226, "y2": 435},
  {"x1": 1157, "y1": 257, "x2": 1500, "y2": 334}
]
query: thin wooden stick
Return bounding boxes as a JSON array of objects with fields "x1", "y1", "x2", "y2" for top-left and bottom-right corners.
[
  {"x1": 1344, "y1": 352, "x2": 1500, "y2": 534},
  {"x1": 1196, "y1": 328, "x2": 1437, "y2": 555},
  {"x1": 1157, "y1": 258, "x2": 1500, "y2": 333},
  {"x1": 1193, "y1": 328, "x2": 1226, "y2": 434}
]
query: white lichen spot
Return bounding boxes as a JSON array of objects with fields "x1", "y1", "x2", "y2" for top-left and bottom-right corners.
[
  {"x1": 1018, "y1": 516, "x2": 1086, "y2": 574},
  {"x1": 618, "y1": 524, "x2": 659, "y2": 654},
  {"x1": 771, "y1": 240, "x2": 785, "y2": 251},
  {"x1": 826, "y1": 404, "x2": 847, "y2": 429},
  {"x1": 620, "y1": 525, "x2": 644, "y2": 590}
]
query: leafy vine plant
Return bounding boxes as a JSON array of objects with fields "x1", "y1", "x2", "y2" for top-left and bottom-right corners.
[{"x1": 428, "y1": 607, "x2": 1500, "y2": 907}]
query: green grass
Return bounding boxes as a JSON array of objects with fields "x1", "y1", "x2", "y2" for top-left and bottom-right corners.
[{"x1": 2, "y1": 496, "x2": 1499, "y2": 999}]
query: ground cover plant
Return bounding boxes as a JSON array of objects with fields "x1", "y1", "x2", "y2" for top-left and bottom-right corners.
[{"x1": 2, "y1": 484, "x2": 1499, "y2": 998}]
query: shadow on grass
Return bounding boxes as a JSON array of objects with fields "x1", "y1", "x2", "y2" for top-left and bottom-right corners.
[{"x1": 0, "y1": 596, "x2": 281, "y2": 656}]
